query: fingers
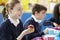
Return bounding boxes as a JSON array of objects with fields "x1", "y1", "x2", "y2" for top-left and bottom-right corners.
[
  {"x1": 44, "y1": 28, "x2": 48, "y2": 34},
  {"x1": 24, "y1": 25, "x2": 35, "y2": 35},
  {"x1": 53, "y1": 22, "x2": 58, "y2": 27},
  {"x1": 28, "y1": 25, "x2": 35, "y2": 32},
  {"x1": 17, "y1": 25, "x2": 34, "y2": 40}
]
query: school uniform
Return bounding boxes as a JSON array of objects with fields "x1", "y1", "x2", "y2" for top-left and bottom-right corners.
[
  {"x1": 0, "y1": 16, "x2": 25, "y2": 40},
  {"x1": 24, "y1": 15, "x2": 45, "y2": 40},
  {"x1": 49, "y1": 18, "x2": 60, "y2": 25}
]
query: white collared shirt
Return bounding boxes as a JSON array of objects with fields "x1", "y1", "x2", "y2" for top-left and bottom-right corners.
[
  {"x1": 8, "y1": 16, "x2": 20, "y2": 27},
  {"x1": 32, "y1": 15, "x2": 42, "y2": 23}
]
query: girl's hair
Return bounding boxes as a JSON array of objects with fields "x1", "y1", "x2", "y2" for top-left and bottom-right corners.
[
  {"x1": 53, "y1": 3, "x2": 60, "y2": 19},
  {"x1": 2, "y1": 0, "x2": 20, "y2": 19}
]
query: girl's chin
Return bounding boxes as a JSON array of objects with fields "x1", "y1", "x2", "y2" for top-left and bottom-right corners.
[
  {"x1": 15, "y1": 16, "x2": 21, "y2": 19},
  {"x1": 14, "y1": 17, "x2": 20, "y2": 19},
  {"x1": 18, "y1": 17, "x2": 21, "y2": 19},
  {"x1": 16, "y1": 18, "x2": 20, "y2": 19},
  {"x1": 16, "y1": 16, "x2": 20, "y2": 19}
]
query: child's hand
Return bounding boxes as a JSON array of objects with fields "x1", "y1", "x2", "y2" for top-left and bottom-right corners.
[
  {"x1": 17, "y1": 25, "x2": 34, "y2": 40},
  {"x1": 53, "y1": 22, "x2": 60, "y2": 29},
  {"x1": 53, "y1": 22, "x2": 58, "y2": 27},
  {"x1": 43, "y1": 28, "x2": 48, "y2": 34},
  {"x1": 23, "y1": 25, "x2": 34, "y2": 35},
  {"x1": 57, "y1": 25, "x2": 60, "y2": 29}
]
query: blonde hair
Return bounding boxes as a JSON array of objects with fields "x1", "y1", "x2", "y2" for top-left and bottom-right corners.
[{"x1": 2, "y1": 0, "x2": 20, "y2": 19}]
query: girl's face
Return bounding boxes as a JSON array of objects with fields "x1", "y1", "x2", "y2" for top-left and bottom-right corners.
[{"x1": 9, "y1": 3, "x2": 23, "y2": 19}]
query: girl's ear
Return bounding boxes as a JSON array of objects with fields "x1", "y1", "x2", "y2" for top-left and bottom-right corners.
[{"x1": 8, "y1": 8, "x2": 12, "y2": 14}]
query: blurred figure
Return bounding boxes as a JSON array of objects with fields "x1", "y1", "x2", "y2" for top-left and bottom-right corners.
[
  {"x1": 49, "y1": 3, "x2": 60, "y2": 27},
  {"x1": 43, "y1": 3, "x2": 60, "y2": 36},
  {"x1": 28, "y1": 3, "x2": 32, "y2": 9}
]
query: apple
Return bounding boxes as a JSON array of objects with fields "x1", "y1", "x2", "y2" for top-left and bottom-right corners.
[
  {"x1": 28, "y1": 25, "x2": 34, "y2": 32},
  {"x1": 28, "y1": 25, "x2": 34, "y2": 29}
]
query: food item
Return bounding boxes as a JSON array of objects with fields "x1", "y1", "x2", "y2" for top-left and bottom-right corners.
[
  {"x1": 28, "y1": 25, "x2": 34, "y2": 32},
  {"x1": 28, "y1": 25, "x2": 34, "y2": 29}
]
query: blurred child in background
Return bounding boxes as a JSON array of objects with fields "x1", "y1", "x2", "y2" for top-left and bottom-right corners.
[{"x1": 49, "y1": 3, "x2": 60, "y2": 27}]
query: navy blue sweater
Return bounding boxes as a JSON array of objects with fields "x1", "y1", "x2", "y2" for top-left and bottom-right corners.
[
  {"x1": 49, "y1": 18, "x2": 60, "y2": 25},
  {"x1": 0, "y1": 19, "x2": 25, "y2": 40},
  {"x1": 24, "y1": 17, "x2": 45, "y2": 40}
]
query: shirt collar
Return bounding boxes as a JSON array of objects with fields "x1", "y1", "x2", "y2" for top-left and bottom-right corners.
[
  {"x1": 8, "y1": 15, "x2": 20, "y2": 27},
  {"x1": 32, "y1": 15, "x2": 42, "y2": 23}
]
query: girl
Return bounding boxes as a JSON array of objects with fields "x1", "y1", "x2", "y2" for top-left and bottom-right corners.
[
  {"x1": 49, "y1": 3, "x2": 60, "y2": 27},
  {"x1": 43, "y1": 3, "x2": 60, "y2": 35},
  {"x1": 0, "y1": 0, "x2": 34, "y2": 40}
]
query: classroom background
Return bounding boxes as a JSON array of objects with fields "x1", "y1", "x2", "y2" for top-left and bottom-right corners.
[{"x1": 0, "y1": 0, "x2": 60, "y2": 40}]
